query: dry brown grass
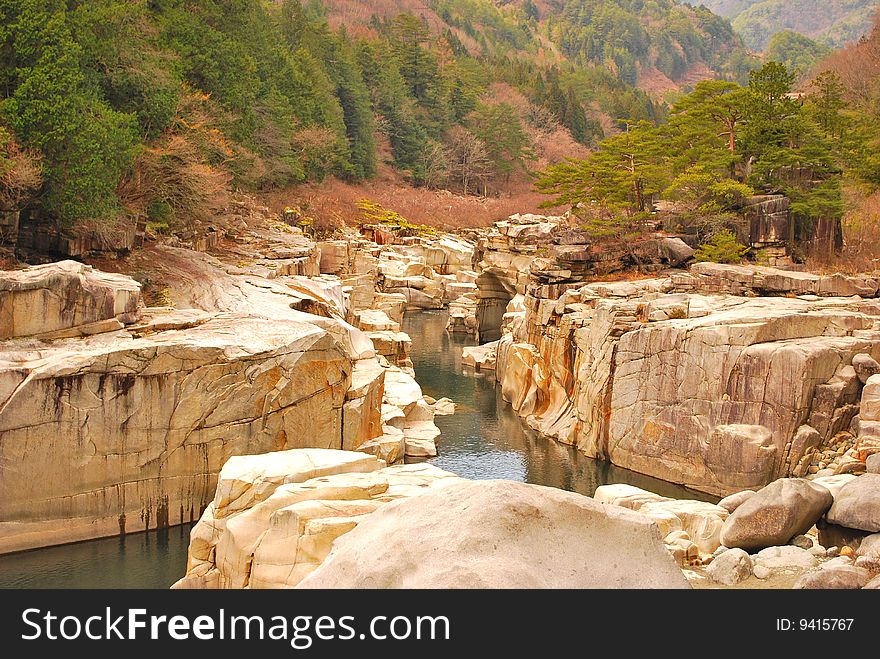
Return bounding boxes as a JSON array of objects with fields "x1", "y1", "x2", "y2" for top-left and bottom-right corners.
[
  {"x1": 264, "y1": 175, "x2": 562, "y2": 230},
  {"x1": 261, "y1": 83, "x2": 586, "y2": 230}
]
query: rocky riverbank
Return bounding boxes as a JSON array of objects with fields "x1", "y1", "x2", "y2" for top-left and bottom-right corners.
[
  {"x1": 463, "y1": 214, "x2": 880, "y2": 497},
  {"x1": 173, "y1": 446, "x2": 878, "y2": 589},
  {"x1": 0, "y1": 216, "x2": 470, "y2": 553},
  {"x1": 172, "y1": 447, "x2": 689, "y2": 589},
  {"x1": 4, "y1": 207, "x2": 879, "y2": 590}
]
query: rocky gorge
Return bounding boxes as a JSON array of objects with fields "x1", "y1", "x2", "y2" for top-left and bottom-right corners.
[{"x1": 1, "y1": 209, "x2": 879, "y2": 589}]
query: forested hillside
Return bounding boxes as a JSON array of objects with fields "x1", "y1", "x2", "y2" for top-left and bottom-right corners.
[
  {"x1": 808, "y1": 17, "x2": 880, "y2": 262},
  {"x1": 1, "y1": 0, "x2": 761, "y2": 241},
  {"x1": 536, "y1": 54, "x2": 880, "y2": 260},
  {"x1": 683, "y1": 0, "x2": 879, "y2": 50}
]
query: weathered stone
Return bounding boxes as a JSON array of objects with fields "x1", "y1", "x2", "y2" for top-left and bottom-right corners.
[
  {"x1": 298, "y1": 480, "x2": 690, "y2": 589},
  {"x1": 685, "y1": 262, "x2": 879, "y2": 298},
  {"x1": 854, "y1": 555, "x2": 880, "y2": 571},
  {"x1": 356, "y1": 427, "x2": 405, "y2": 464},
  {"x1": 790, "y1": 535, "x2": 814, "y2": 550},
  {"x1": 753, "y1": 564, "x2": 772, "y2": 579},
  {"x1": 825, "y1": 474, "x2": 880, "y2": 532},
  {"x1": 753, "y1": 545, "x2": 817, "y2": 570},
  {"x1": 173, "y1": 453, "x2": 465, "y2": 589},
  {"x1": 706, "y1": 547, "x2": 752, "y2": 585},
  {"x1": 718, "y1": 490, "x2": 757, "y2": 514},
  {"x1": 811, "y1": 474, "x2": 858, "y2": 500},
  {"x1": 0, "y1": 312, "x2": 361, "y2": 554},
  {"x1": 0, "y1": 260, "x2": 142, "y2": 339},
  {"x1": 664, "y1": 530, "x2": 699, "y2": 566},
  {"x1": 462, "y1": 341, "x2": 498, "y2": 371},
  {"x1": 720, "y1": 479, "x2": 833, "y2": 551},
  {"x1": 858, "y1": 533, "x2": 880, "y2": 559},
  {"x1": 868, "y1": 453, "x2": 880, "y2": 474},
  {"x1": 659, "y1": 237, "x2": 694, "y2": 267},
  {"x1": 853, "y1": 353, "x2": 880, "y2": 384},
  {"x1": 353, "y1": 309, "x2": 399, "y2": 333},
  {"x1": 794, "y1": 565, "x2": 872, "y2": 589},
  {"x1": 432, "y1": 398, "x2": 456, "y2": 416},
  {"x1": 860, "y1": 374, "x2": 880, "y2": 422},
  {"x1": 594, "y1": 484, "x2": 728, "y2": 555},
  {"x1": 0, "y1": 238, "x2": 452, "y2": 553}
]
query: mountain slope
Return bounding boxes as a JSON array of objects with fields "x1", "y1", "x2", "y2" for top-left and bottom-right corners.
[
  {"x1": 322, "y1": 1, "x2": 755, "y2": 88},
  {"x1": 682, "y1": 0, "x2": 879, "y2": 50},
  {"x1": 0, "y1": 0, "x2": 756, "y2": 246}
]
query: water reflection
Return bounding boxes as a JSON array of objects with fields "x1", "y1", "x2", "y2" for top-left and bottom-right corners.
[
  {"x1": 405, "y1": 310, "x2": 716, "y2": 502},
  {"x1": 0, "y1": 522, "x2": 192, "y2": 589},
  {"x1": 0, "y1": 309, "x2": 716, "y2": 589}
]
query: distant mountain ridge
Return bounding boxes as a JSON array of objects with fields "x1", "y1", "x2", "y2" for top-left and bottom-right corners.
[
  {"x1": 323, "y1": 0, "x2": 756, "y2": 89},
  {"x1": 681, "y1": 0, "x2": 879, "y2": 50}
]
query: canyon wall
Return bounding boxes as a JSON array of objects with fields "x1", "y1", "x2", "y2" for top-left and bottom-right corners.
[
  {"x1": 0, "y1": 223, "x2": 466, "y2": 553},
  {"x1": 471, "y1": 216, "x2": 880, "y2": 496}
]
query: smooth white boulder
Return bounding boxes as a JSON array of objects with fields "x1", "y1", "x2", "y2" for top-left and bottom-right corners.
[{"x1": 298, "y1": 480, "x2": 690, "y2": 589}]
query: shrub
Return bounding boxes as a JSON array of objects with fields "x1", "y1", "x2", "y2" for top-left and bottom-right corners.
[
  {"x1": 694, "y1": 229, "x2": 750, "y2": 264},
  {"x1": 0, "y1": 127, "x2": 42, "y2": 210},
  {"x1": 356, "y1": 199, "x2": 436, "y2": 236}
]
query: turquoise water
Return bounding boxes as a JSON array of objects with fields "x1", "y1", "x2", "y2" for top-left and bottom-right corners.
[
  {"x1": 407, "y1": 311, "x2": 716, "y2": 501},
  {"x1": 0, "y1": 310, "x2": 712, "y2": 588}
]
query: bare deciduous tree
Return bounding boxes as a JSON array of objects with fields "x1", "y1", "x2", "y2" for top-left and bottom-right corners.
[{"x1": 444, "y1": 126, "x2": 491, "y2": 196}]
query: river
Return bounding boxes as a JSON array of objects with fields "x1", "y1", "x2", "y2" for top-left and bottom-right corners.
[{"x1": 0, "y1": 310, "x2": 712, "y2": 588}]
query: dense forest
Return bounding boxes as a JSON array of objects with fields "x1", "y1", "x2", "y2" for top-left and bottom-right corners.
[
  {"x1": 1, "y1": 0, "x2": 877, "y2": 258},
  {"x1": 536, "y1": 50, "x2": 880, "y2": 258},
  {"x1": 542, "y1": 0, "x2": 755, "y2": 85},
  {"x1": 0, "y1": 0, "x2": 765, "y2": 239},
  {"x1": 0, "y1": 0, "x2": 672, "y2": 236}
]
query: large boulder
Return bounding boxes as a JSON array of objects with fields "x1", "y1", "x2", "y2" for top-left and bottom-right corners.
[
  {"x1": 298, "y1": 480, "x2": 690, "y2": 589},
  {"x1": 659, "y1": 238, "x2": 694, "y2": 267},
  {"x1": 173, "y1": 452, "x2": 464, "y2": 589},
  {"x1": 707, "y1": 548, "x2": 753, "y2": 586},
  {"x1": 0, "y1": 313, "x2": 358, "y2": 554},
  {"x1": 718, "y1": 490, "x2": 756, "y2": 514},
  {"x1": 0, "y1": 248, "x2": 435, "y2": 554},
  {"x1": 0, "y1": 260, "x2": 142, "y2": 339},
  {"x1": 853, "y1": 353, "x2": 880, "y2": 385},
  {"x1": 825, "y1": 474, "x2": 880, "y2": 532},
  {"x1": 720, "y1": 479, "x2": 833, "y2": 551},
  {"x1": 593, "y1": 484, "x2": 728, "y2": 555},
  {"x1": 794, "y1": 565, "x2": 872, "y2": 589},
  {"x1": 753, "y1": 545, "x2": 817, "y2": 570}
]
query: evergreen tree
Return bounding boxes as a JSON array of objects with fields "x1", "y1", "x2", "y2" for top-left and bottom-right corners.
[
  {"x1": 328, "y1": 30, "x2": 376, "y2": 181},
  {"x1": 741, "y1": 62, "x2": 801, "y2": 158},
  {"x1": 0, "y1": 0, "x2": 139, "y2": 225},
  {"x1": 469, "y1": 103, "x2": 533, "y2": 182}
]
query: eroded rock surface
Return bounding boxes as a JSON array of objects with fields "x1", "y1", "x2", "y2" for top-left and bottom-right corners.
[
  {"x1": 0, "y1": 260, "x2": 141, "y2": 340},
  {"x1": 720, "y1": 479, "x2": 833, "y2": 551},
  {"x1": 0, "y1": 227, "x2": 455, "y2": 552},
  {"x1": 298, "y1": 479, "x2": 690, "y2": 589},
  {"x1": 172, "y1": 449, "x2": 464, "y2": 589},
  {"x1": 485, "y1": 256, "x2": 880, "y2": 496}
]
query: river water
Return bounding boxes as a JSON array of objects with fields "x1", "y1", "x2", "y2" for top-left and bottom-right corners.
[{"x1": 0, "y1": 310, "x2": 712, "y2": 588}]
